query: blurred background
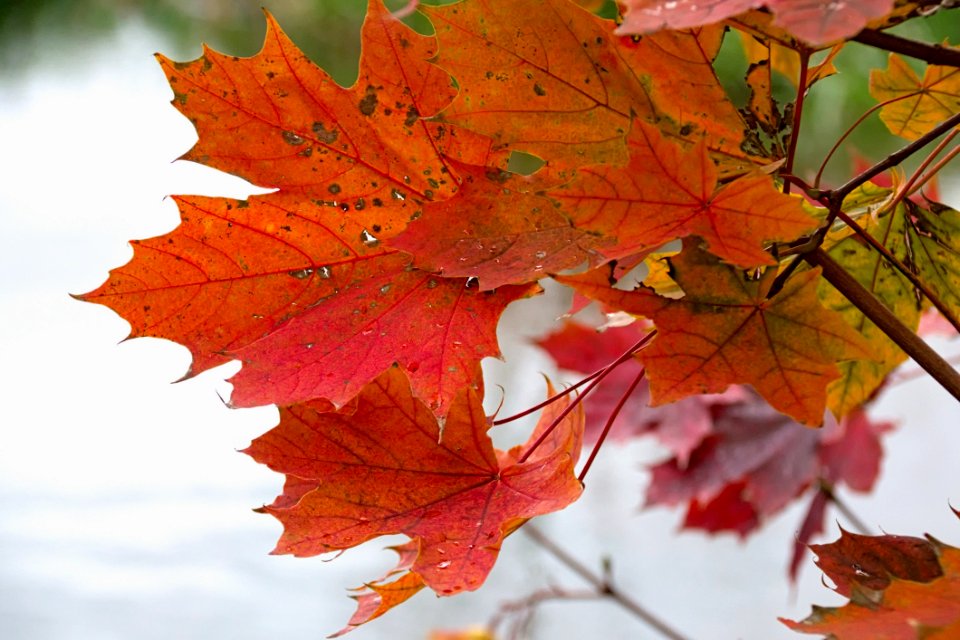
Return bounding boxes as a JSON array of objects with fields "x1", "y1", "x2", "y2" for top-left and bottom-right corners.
[{"x1": 1, "y1": 1, "x2": 959, "y2": 639}]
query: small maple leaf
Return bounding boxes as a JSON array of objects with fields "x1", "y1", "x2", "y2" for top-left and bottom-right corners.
[
  {"x1": 783, "y1": 518, "x2": 960, "y2": 638},
  {"x1": 618, "y1": 0, "x2": 895, "y2": 45},
  {"x1": 558, "y1": 244, "x2": 875, "y2": 426},
  {"x1": 871, "y1": 52, "x2": 960, "y2": 141},
  {"x1": 552, "y1": 120, "x2": 817, "y2": 267},
  {"x1": 245, "y1": 366, "x2": 584, "y2": 603}
]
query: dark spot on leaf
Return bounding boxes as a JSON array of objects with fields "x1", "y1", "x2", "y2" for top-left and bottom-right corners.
[
  {"x1": 328, "y1": 183, "x2": 342, "y2": 194},
  {"x1": 311, "y1": 121, "x2": 339, "y2": 144},
  {"x1": 237, "y1": 201, "x2": 249, "y2": 209},
  {"x1": 298, "y1": 147, "x2": 313, "y2": 157},
  {"x1": 266, "y1": 71, "x2": 275, "y2": 79},
  {"x1": 359, "y1": 86, "x2": 379, "y2": 116},
  {"x1": 404, "y1": 105, "x2": 420, "y2": 127},
  {"x1": 373, "y1": 198, "x2": 384, "y2": 207},
  {"x1": 355, "y1": 198, "x2": 366, "y2": 211},
  {"x1": 533, "y1": 83, "x2": 546, "y2": 96},
  {"x1": 372, "y1": 224, "x2": 382, "y2": 233},
  {"x1": 282, "y1": 130, "x2": 305, "y2": 145}
]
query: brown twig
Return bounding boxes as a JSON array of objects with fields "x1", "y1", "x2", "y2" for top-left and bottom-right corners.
[
  {"x1": 523, "y1": 525, "x2": 693, "y2": 640},
  {"x1": 804, "y1": 248, "x2": 960, "y2": 404},
  {"x1": 828, "y1": 112, "x2": 960, "y2": 204}
]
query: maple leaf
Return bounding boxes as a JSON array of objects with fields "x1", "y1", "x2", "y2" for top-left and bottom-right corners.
[
  {"x1": 245, "y1": 366, "x2": 584, "y2": 602},
  {"x1": 783, "y1": 521, "x2": 960, "y2": 638},
  {"x1": 871, "y1": 52, "x2": 960, "y2": 140},
  {"x1": 78, "y1": 0, "x2": 534, "y2": 414},
  {"x1": 550, "y1": 120, "x2": 817, "y2": 267},
  {"x1": 423, "y1": 0, "x2": 759, "y2": 170},
  {"x1": 558, "y1": 244, "x2": 874, "y2": 425},
  {"x1": 390, "y1": 164, "x2": 605, "y2": 290},
  {"x1": 618, "y1": 0, "x2": 895, "y2": 45}
]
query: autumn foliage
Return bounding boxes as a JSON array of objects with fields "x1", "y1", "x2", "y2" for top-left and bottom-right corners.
[{"x1": 79, "y1": 0, "x2": 960, "y2": 637}]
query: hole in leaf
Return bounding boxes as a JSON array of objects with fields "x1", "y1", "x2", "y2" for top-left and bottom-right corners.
[{"x1": 507, "y1": 151, "x2": 545, "y2": 175}]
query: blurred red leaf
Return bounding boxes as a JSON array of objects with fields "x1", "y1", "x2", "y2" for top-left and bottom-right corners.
[{"x1": 618, "y1": 0, "x2": 895, "y2": 45}]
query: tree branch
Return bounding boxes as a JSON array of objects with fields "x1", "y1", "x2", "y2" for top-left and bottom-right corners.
[
  {"x1": 829, "y1": 112, "x2": 960, "y2": 203},
  {"x1": 853, "y1": 28, "x2": 960, "y2": 67},
  {"x1": 523, "y1": 525, "x2": 692, "y2": 640},
  {"x1": 804, "y1": 248, "x2": 960, "y2": 404}
]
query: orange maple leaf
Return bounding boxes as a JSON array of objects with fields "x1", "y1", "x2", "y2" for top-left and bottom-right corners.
[
  {"x1": 245, "y1": 366, "x2": 584, "y2": 600},
  {"x1": 78, "y1": 0, "x2": 531, "y2": 415},
  {"x1": 424, "y1": 0, "x2": 758, "y2": 171},
  {"x1": 557, "y1": 245, "x2": 874, "y2": 425},
  {"x1": 552, "y1": 120, "x2": 817, "y2": 267}
]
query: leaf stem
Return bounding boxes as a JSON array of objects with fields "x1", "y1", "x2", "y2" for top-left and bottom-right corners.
[
  {"x1": 853, "y1": 28, "x2": 960, "y2": 67},
  {"x1": 523, "y1": 525, "x2": 693, "y2": 640},
  {"x1": 517, "y1": 331, "x2": 656, "y2": 464},
  {"x1": 804, "y1": 248, "x2": 960, "y2": 404},
  {"x1": 493, "y1": 368, "x2": 603, "y2": 426},
  {"x1": 782, "y1": 51, "x2": 811, "y2": 195},
  {"x1": 578, "y1": 368, "x2": 646, "y2": 482},
  {"x1": 818, "y1": 479, "x2": 872, "y2": 535}
]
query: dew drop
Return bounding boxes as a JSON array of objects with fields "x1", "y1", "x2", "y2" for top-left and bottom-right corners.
[
  {"x1": 317, "y1": 266, "x2": 331, "y2": 279},
  {"x1": 305, "y1": 342, "x2": 314, "y2": 349},
  {"x1": 288, "y1": 268, "x2": 313, "y2": 279},
  {"x1": 361, "y1": 328, "x2": 374, "y2": 336},
  {"x1": 380, "y1": 283, "x2": 392, "y2": 294},
  {"x1": 360, "y1": 229, "x2": 380, "y2": 247},
  {"x1": 534, "y1": 250, "x2": 547, "y2": 259},
  {"x1": 391, "y1": 188, "x2": 406, "y2": 201},
  {"x1": 426, "y1": 279, "x2": 439, "y2": 289},
  {"x1": 437, "y1": 561, "x2": 451, "y2": 569}
]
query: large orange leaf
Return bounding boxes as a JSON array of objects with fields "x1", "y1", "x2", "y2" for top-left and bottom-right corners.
[
  {"x1": 783, "y1": 522, "x2": 960, "y2": 638},
  {"x1": 423, "y1": 0, "x2": 758, "y2": 170},
  {"x1": 551, "y1": 120, "x2": 817, "y2": 266},
  {"x1": 245, "y1": 366, "x2": 584, "y2": 600},
  {"x1": 618, "y1": 0, "x2": 895, "y2": 45},
  {"x1": 871, "y1": 52, "x2": 960, "y2": 141},
  {"x1": 78, "y1": 0, "x2": 532, "y2": 414},
  {"x1": 557, "y1": 245, "x2": 874, "y2": 425}
]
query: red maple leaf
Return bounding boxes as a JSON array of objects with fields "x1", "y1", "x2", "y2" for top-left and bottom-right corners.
[
  {"x1": 784, "y1": 517, "x2": 960, "y2": 638},
  {"x1": 245, "y1": 366, "x2": 584, "y2": 601}
]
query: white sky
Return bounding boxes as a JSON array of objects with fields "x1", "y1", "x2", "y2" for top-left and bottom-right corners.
[{"x1": 1, "y1": 18, "x2": 959, "y2": 640}]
